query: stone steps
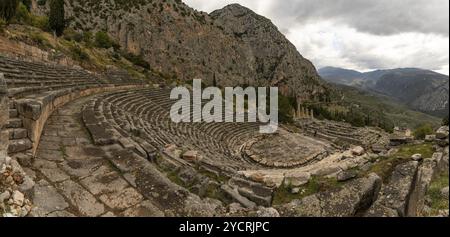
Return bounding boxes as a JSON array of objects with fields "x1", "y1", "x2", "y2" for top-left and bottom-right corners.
[
  {"x1": 82, "y1": 89, "x2": 262, "y2": 171},
  {"x1": 9, "y1": 108, "x2": 18, "y2": 118},
  {"x1": 8, "y1": 138, "x2": 33, "y2": 154},
  {"x1": 7, "y1": 128, "x2": 28, "y2": 139},
  {"x1": 0, "y1": 56, "x2": 145, "y2": 99},
  {"x1": 229, "y1": 177, "x2": 273, "y2": 207},
  {"x1": 6, "y1": 118, "x2": 22, "y2": 128}
]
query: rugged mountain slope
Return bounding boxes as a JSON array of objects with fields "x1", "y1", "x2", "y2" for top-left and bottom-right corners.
[
  {"x1": 210, "y1": 4, "x2": 326, "y2": 98},
  {"x1": 31, "y1": 0, "x2": 328, "y2": 100},
  {"x1": 318, "y1": 67, "x2": 365, "y2": 87},
  {"x1": 319, "y1": 67, "x2": 449, "y2": 117},
  {"x1": 373, "y1": 70, "x2": 449, "y2": 117}
]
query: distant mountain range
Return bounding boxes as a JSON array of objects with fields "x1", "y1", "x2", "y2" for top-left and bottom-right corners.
[{"x1": 319, "y1": 67, "x2": 449, "y2": 118}]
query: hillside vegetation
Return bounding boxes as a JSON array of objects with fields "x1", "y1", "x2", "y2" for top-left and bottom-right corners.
[
  {"x1": 319, "y1": 67, "x2": 449, "y2": 118},
  {"x1": 0, "y1": 0, "x2": 168, "y2": 83}
]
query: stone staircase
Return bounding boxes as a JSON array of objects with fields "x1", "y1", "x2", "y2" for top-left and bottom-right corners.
[
  {"x1": 0, "y1": 55, "x2": 147, "y2": 156},
  {"x1": 6, "y1": 100, "x2": 32, "y2": 155}
]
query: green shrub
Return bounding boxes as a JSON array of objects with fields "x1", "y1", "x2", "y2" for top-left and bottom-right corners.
[
  {"x1": 121, "y1": 51, "x2": 150, "y2": 69},
  {"x1": 278, "y1": 94, "x2": 296, "y2": 123},
  {"x1": 13, "y1": 1, "x2": 28, "y2": 22},
  {"x1": 0, "y1": 19, "x2": 6, "y2": 33},
  {"x1": 414, "y1": 123, "x2": 434, "y2": 140},
  {"x1": 12, "y1": 2, "x2": 49, "y2": 30},
  {"x1": 69, "y1": 43, "x2": 89, "y2": 61},
  {"x1": 82, "y1": 31, "x2": 93, "y2": 46},
  {"x1": 29, "y1": 31, "x2": 50, "y2": 48},
  {"x1": 94, "y1": 31, "x2": 120, "y2": 49},
  {"x1": 30, "y1": 15, "x2": 49, "y2": 30},
  {"x1": 63, "y1": 28, "x2": 83, "y2": 42}
]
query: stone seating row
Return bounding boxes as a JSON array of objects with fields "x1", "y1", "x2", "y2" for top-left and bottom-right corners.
[
  {"x1": 82, "y1": 89, "x2": 266, "y2": 172},
  {"x1": 0, "y1": 56, "x2": 148, "y2": 155}
]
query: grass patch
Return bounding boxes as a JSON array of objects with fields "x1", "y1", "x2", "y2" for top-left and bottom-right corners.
[
  {"x1": 166, "y1": 170, "x2": 185, "y2": 187},
  {"x1": 197, "y1": 168, "x2": 229, "y2": 184},
  {"x1": 392, "y1": 143, "x2": 435, "y2": 159},
  {"x1": 426, "y1": 171, "x2": 449, "y2": 214},
  {"x1": 29, "y1": 31, "x2": 52, "y2": 49},
  {"x1": 199, "y1": 182, "x2": 233, "y2": 204},
  {"x1": 272, "y1": 176, "x2": 343, "y2": 205},
  {"x1": 366, "y1": 143, "x2": 435, "y2": 182}
]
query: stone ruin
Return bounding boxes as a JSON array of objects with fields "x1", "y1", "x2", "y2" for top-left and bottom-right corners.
[
  {"x1": 0, "y1": 55, "x2": 448, "y2": 217},
  {"x1": 292, "y1": 103, "x2": 314, "y2": 120}
]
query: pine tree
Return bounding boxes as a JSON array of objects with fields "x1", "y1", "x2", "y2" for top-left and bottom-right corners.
[
  {"x1": 49, "y1": 0, "x2": 65, "y2": 36},
  {"x1": 0, "y1": 0, "x2": 19, "y2": 23}
]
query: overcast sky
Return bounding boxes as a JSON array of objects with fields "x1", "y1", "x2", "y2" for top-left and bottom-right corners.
[{"x1": 184, "y1": 0, "x2": 449, "y2": 75}]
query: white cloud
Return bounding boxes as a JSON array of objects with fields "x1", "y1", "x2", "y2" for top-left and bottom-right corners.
[
  {"x1": 184, "y1": 0, "x2": 450, "y2": 75},
  {"x1": 286, "y1": 21, "x2": 449, "y2": 74}
]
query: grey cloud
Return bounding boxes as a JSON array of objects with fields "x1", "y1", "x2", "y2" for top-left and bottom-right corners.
[
  {"x1": 270, "y1": 0, "x2": 449, "y2": 36},
  {"x1": 336, "y1": 39, "x2": 449, "y2": 71}
]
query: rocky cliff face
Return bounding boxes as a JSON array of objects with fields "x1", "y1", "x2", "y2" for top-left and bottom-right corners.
[
  {"x1": 32, "y1": 0, "x2": 328, "y2": 100},
  {"x1": 210, "y1": 4, "x2": 326, "y2": 98}
]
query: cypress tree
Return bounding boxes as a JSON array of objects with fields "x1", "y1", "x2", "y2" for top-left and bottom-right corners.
[
  {"x1": 212, "y1": 72, "x2": 217, "y2": 87},
  {"x1": 21, "y1": 0, "x2": 32, "y2": 11},
  {"x1": 0, "y1": 0, "x2": 19, "y2": 23},
  {"x1": 49, "y1": 0, "x2": 65, "y2": 36}
]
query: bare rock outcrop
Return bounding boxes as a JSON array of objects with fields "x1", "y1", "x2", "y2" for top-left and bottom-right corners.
[
  {"x1": 276, "y1": 173, "x2": 382, "y2": 217},
  {"x1": 365, "y1": 161, "x2": 419, "y2": 217},
  {"x1": 210, "y1": 4, "x2": 328, "y2": 97}
]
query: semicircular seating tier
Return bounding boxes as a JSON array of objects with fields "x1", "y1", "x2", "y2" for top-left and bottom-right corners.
[{"x1": 0, "y1": 55, "x2": 147, "y2": 155}]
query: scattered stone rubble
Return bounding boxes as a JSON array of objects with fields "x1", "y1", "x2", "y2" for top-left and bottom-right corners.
[{"x1": 0, "y1": 156, "x2": 34, "y2": 217}]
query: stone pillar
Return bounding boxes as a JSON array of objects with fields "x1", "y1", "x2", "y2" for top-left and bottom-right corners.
[{"x1": 0, "y1": 73, "x2": 9, "y2": 164}]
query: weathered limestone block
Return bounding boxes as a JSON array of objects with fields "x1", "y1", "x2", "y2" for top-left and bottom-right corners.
[
  {"x1": 365, "y1": 161, "x2": 419, "y2": 217},
  {"x1": 0, "y1": 73, "x2": 8, "y2": 162},
  {"x1": 441, "y1": 187, "x2": 449, "y2": 199},
  {"x1": 337, "y1": 170, "x2": 358, "y2": 182},
  {"x1": 7, "y1": 139, "x2": 33, "y2": 154},
  {"x1": 276, "y1": 173, "x2": 382, "y2": 217},
  {"x1": 229, "y1": 177, "x2": 273, "y2": 206},
  {"x1": 310, "y1": 164, "x2": 341, "y2": 177},
  {"x1": 408, "y1": 158, "x2": 437, "y2": 216},
  {"x1": 221, "y1": 185, "x2": 256, "y2": 209},
  {"x1": 371, "y1": 144, "x2": 386, "y2": 154},
  {"x1": 411, "y1": 153, "x2": 423, "y2": 161},
  {"x1": 436, "y1": 138, "x2": 449, "y2": 147},
  {"x1": 432, "y1": 152, "x2": 447, "y2": 173},
  {"x1": 436, "y1": 126, "x2": 449, "y2": 139},
  {"x1": 16, "y1": 99, "x2": 42, "y2": 120},
  {"x1": 352, "y1": 146, "x2": 365, "y2": 156},
  {"x1": 284, "y1": 172, "x2": 311, "y2": 187},
  {"x1": 182, "y1": 150, "x2": 201, "y2": 162},
  {"x1": 425, "y1": 135, "x2": 436, "y2": 142}
]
